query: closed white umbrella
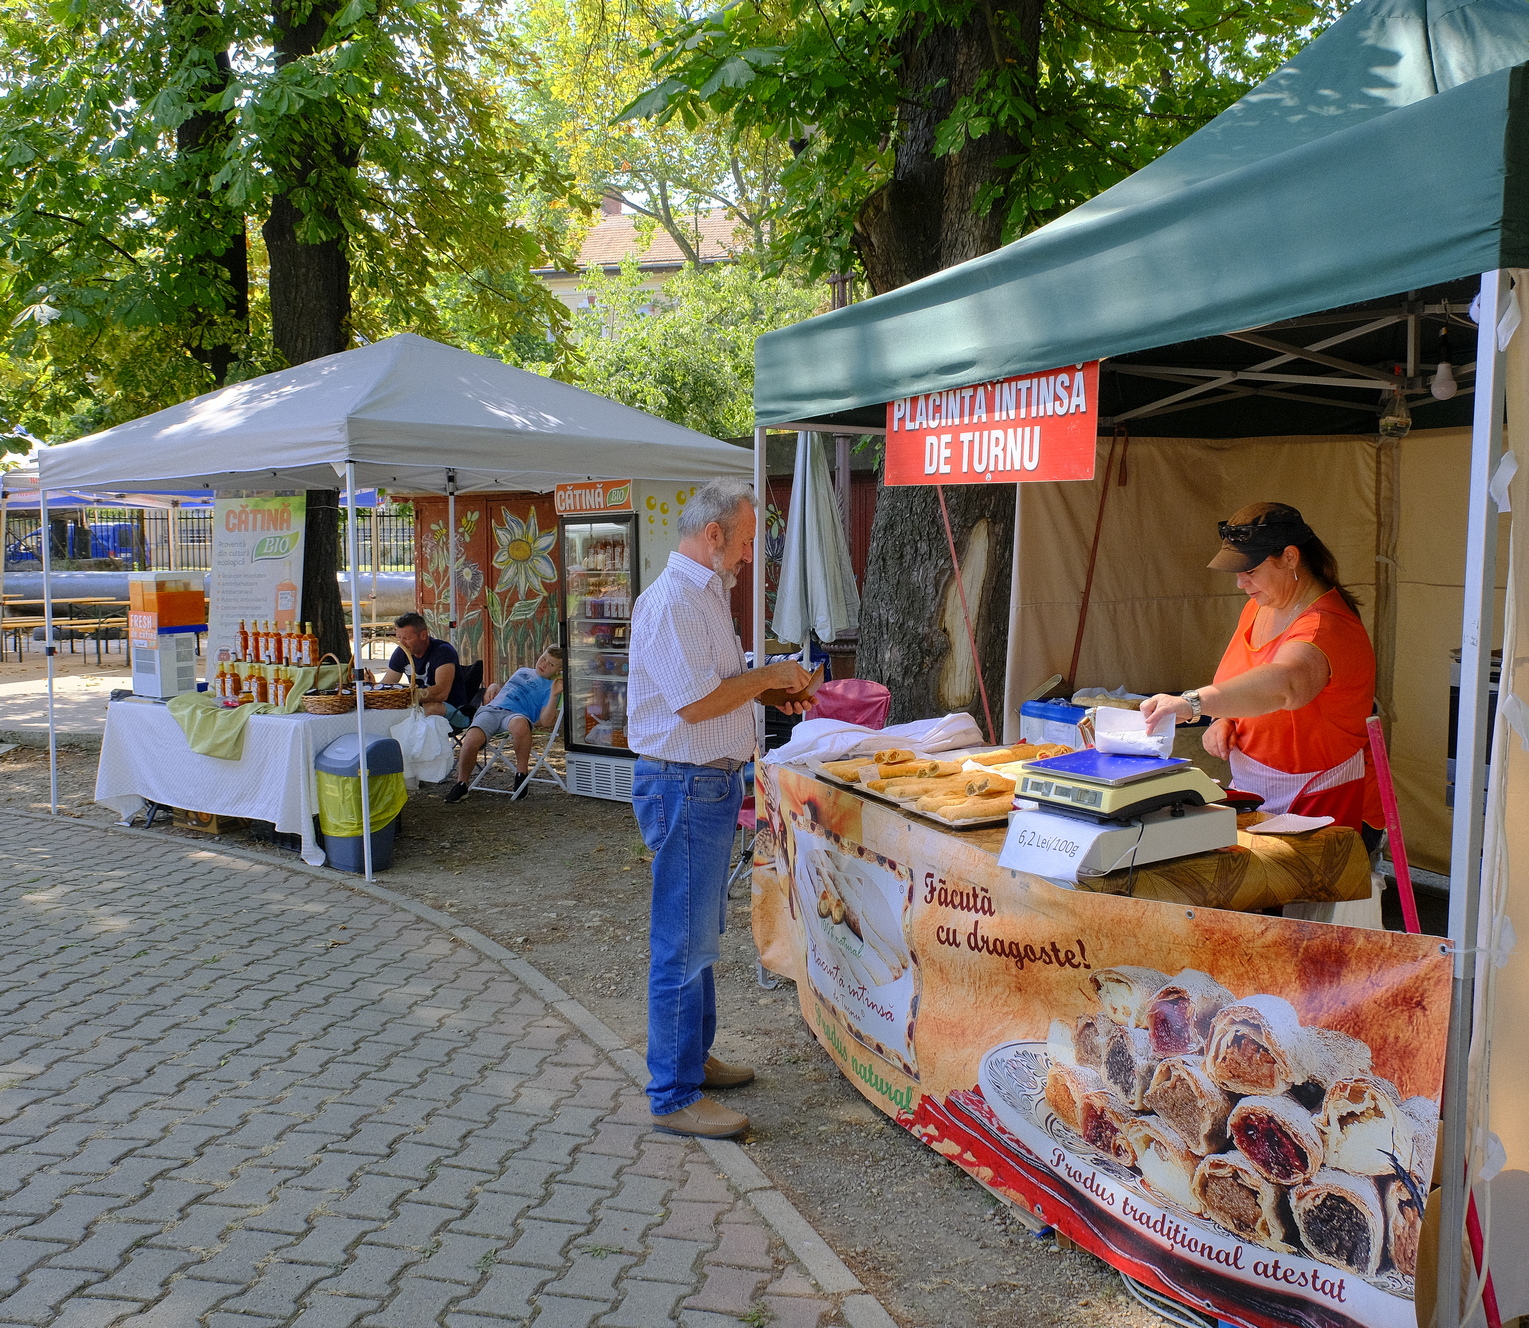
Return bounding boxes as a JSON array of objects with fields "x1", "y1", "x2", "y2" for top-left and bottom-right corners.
[{"x1": 771, "y1": 431, "x2": 859, "y2": 648}]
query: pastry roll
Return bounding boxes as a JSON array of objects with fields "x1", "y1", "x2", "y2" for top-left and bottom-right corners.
[
  {"x1": 1318, "y1": 1076, "x2": 1422, "y2": 1177},
  {"x1": 1191, "y1": 1149, "x2": 1297, "y2": 1251},
  {"x1": 1072, "y1": 1013, "x2": 1114, "y2": 1071},
  {"x1": 964, "y1": 773, "x2": 1017, "y2": 796},
  {"x1": 1204, "y1": 995, "x2": 1371, "y2": 1100},
  {"x1": 1291, "y1": 1169, "x2": 1385, "y2": 1278},
  {"x1": 1125, "y1": 1117, "x2": 1203, "y2": 1214},
  {"x1": 821, "y1": 759, "x2": 866, "y2": 781},
  {"x1": 1382, "y1": 1172, "x2": 1427, "y2": 1277},
  {"x1": 1144, "y1": 1056, "x2": 1234, "y2": 1155},
  {"x1": 1090, "y1": 966, "x2": 1173, "y2": 1027},
  {"x1": 968, "y1": 746, "x2": 1027, "y2": 766},
  {"x1": 1101, "y1": 1023, "x2": 1159, "y2": 1110},
  {"x1": 1044, "y1": 1062, "x2": 1105, "y2": 1134},
  {"x1": 1145, "y1": 969, "x2": 1234, "y2": 1057},
  {"x1": 872, "y1": 748, "x2": 916, "y2": 765},
  {"x1": 1402, "y1": 1096, "x2": 1440, "y2": 1186},
  {"x1": 1079, "y1": 1090, "x2": 1138, "y2": 1166},
  {"x1": 915, "y1": 790, "x2": 971, "y2": 813},
  {"x1": 936, "y1": 795, "x2": 1014, "y2": 822},
  {"x1": 1228, "y1": 1095, "x2": 1324, "y2": 1185},
  {"x1": 1046, "y1": 1018, "x2": 1077, "y2": 1066}
]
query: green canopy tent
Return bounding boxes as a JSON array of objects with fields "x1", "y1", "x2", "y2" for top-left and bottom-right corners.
[{"x1": 747, "y1": 4, "x2": 1529, "y2": 1324}]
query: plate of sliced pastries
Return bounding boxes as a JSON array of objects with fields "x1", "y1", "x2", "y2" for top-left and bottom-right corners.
[{"x1": 975, "y1": 965, "x2": 1436, "y2": 1304}]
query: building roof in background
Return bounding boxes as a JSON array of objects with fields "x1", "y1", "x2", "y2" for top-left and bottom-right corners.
[{"x1": 539, "y1": 211, "x2": 746, "y2": 275}]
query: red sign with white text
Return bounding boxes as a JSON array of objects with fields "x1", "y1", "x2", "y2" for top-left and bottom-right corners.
[{"x1": 884, "y1": 362, "x2": 1100, "y2": 486}]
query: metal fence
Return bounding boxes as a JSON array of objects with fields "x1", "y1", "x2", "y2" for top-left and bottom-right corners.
[{"x1": 2, "y1": 504, "x2": 417, "y2": 574}]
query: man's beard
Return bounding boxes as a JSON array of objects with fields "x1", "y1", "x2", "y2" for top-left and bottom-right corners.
[{"x1": 712, "y1": 553, "x2": 739, "y2": 591}]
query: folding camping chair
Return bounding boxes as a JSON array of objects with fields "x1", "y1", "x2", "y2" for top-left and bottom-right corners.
[
  {"x1": 468, "y1": 701, "x2": 566, "y2": 799},
  {"x1": 726, "y1": 793, "x2": 756, "y2": 897}
]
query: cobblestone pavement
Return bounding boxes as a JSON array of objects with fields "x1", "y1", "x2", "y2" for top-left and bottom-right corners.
[{"x1": 0, "y1": 815, "x2": 897, "y2": 1328}]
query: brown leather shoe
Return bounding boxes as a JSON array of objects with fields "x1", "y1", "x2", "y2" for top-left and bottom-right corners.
[
  {"x1": 702, "y1": 1055, "x2": 756, "y2": 1089},
  {"x1": 650, "y1": 1096, "x2": 749, "y2": 1139}
]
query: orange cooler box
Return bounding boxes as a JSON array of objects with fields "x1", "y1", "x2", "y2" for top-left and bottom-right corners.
[{"x1": 128, "y1": 573, "x2": 205, "y2": 626}]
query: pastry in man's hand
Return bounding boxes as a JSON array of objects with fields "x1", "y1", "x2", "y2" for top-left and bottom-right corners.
[
  {"x1": 1101, "y1": 1023, "x2": 1160, "y2": 1110},
  {"x1": 1191, "y1": 1148, "x2": 1298, "y2": 1251},
  {"x1": 1317, "y1": 1076, "x2": 1421, "y2": 1177},
  {"x1": 1090, "y1": 966, "x2": 1173, "y2": 1028},
  {"x1": 1044, "y1": 1062, "x2": 1105, "y2": 1135},
  {"x1": 1291, "y1": 1169, "x2": 1386, "y2": 1278},
  {"x1": 1125, "y1": 1117, "x2": 1203, "y2": 1214},
  {"x1": 1079, "y1": 1089, "x2": 1138, "y2": 1166},
  {"x1": 1144, "y1": 1055, "x2": 1234, "y2": 1155},
  {"x1": 1145, "y1": 969, "x2": 1234, "y2": 1057},
  {"x1": 1228, "y1": 1095, "x2": 1325, "y2": 1185}
]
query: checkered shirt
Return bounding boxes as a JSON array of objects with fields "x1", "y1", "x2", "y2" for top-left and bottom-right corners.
[{"x1": 628, "y1": 551, "x2": 756, "y2": 764}]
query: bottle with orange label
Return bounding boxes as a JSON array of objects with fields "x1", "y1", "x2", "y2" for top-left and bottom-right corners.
[
  {"x1": 302, "y1": 622, "x2": 317, "y2": 666},
  {"x1": 237, "y1": 621, "x2": 249, "y2": 661}
]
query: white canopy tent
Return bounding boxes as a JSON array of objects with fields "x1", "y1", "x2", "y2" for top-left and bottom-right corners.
[{"x1": 37, "y1": 332, "x2": 753, "y2": 878}]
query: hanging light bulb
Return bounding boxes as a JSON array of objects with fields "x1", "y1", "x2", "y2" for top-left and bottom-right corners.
[
  {"x1": 1379, "y1": 368, "x2": 1412, "y2": 438},
  {"x1": 1431, "y1": 324, "x2": 1458, "y2": 400}
]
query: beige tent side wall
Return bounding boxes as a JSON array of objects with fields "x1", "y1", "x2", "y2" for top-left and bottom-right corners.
[{"x1": 1009, "y1": 427, "x2": 1506, "y2": 871}]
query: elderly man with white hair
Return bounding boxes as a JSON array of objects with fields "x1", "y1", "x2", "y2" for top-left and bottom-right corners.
[{"x1": 627, "y1": 477, "x2": 812, "y2": 1139}]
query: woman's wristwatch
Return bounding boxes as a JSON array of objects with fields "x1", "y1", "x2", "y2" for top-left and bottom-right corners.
[{"x1": 1180, "y1": 690, "x2": 1203, "y2": 721}]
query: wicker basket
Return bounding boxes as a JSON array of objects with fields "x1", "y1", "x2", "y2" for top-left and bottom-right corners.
[
  {"x1": 300, "y1": 688, "x2": 355, "y2": 715},
  {"x1": 299, "y1": 654, "x2": 355, "y2": 714},
  {"x1": 360, "y1": 685, "x2": 414, "y2": 710}
]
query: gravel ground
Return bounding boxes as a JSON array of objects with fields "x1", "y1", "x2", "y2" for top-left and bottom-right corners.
[{"x1": 0, "y1": 741, "x2": 1166, "y2": 1328}]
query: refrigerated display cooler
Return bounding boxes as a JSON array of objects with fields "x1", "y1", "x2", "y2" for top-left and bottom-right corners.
[{"x1": 556, "y1": 479, "x2": 696, "y2": 801}]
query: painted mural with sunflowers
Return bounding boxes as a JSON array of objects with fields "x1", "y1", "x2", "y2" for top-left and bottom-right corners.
[{"x1": 412, "y1": 493, "x2": 561, "y2": 686}]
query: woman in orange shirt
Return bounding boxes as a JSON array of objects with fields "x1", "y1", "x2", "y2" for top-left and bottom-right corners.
[{"x1": 1140, "y1": 502, "x2": 1381, "y2": 843}]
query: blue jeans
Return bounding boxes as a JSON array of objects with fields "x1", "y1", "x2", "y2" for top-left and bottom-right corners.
[{"x1": 632, "y1": 758, "x2": 744, "y2": 1116}]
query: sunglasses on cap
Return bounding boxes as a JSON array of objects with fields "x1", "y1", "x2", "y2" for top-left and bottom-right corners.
[{"x1": 1217, "y1": 518, "x2": 1309, "y2": 544}]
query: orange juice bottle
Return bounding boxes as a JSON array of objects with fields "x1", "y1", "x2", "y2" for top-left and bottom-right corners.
[
  {"x1": 274, "y1": 560, "x2": 297, "y2": 629},
  {"x1": 237, "y1": 620, "x2": 249, "y2": 661},
  {"x1": 253, "y1": 667, "x2": 267, "y2": 704},
  {"x1": 302, "y1": 622, "x2": 317, "y2": 666}
]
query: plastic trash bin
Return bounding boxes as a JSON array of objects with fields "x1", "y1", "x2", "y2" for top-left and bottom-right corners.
[{"x1": 315, "y1": 733, "x2": 408, "y2": 873}]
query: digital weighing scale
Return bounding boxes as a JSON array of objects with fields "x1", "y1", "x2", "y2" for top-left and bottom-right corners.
[
  {"x1": 1016, "y1": 750, "x2": 1231, "y2": 824},
  {"x1": 1000, "y1": 749, "x2": 1239, "y2": 881}
]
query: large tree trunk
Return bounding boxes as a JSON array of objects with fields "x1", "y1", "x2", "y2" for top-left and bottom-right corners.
[
  {"x1": 853, "y1": 0, "x2": 1040, "y2": 730},
  {"x1": 263, "y1": 0, "x2": 355, "y2": 662},
  {"x1": 167, "y1": 0, "x2": 249, "y2": 386}
]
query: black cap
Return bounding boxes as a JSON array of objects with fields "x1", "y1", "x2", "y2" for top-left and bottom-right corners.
[{"x1": 1209, "y1": 502, "x2": 1315, "y2": 573}]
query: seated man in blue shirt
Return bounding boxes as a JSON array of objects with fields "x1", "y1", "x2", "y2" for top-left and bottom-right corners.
[
  {"x1": 443, "y1": 645, "x2": 562, "y2": 802},
  {"x1": 381, "y1": 612, "x2": 470, "y2": 726}
]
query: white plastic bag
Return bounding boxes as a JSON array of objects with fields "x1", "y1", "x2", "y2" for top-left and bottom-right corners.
[
  {"x1": 1093, "y1": 704, "x2": 1176, "y2": 758},
  {"x1": 391, "y1": 709, "x2": 455, "y2": 784}
]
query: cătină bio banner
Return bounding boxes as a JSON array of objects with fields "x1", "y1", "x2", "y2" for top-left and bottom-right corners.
[
  {"x1": 754, "y1": 765, "x2": 1450, "y2": 1328},
  {"x1": 208, "y1": 493, "x2": 307, "y2": 674}
]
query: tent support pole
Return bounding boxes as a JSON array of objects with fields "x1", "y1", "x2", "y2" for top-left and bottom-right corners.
[
  {"x1": 1438, "y1": 268, "x2": 1507, "y2": 1328},
  {"x1": 40, "y1": 487, "x2": 58, "y2": 813},
  {"x1": 346, "y1": 464, "x2": 374, "y2": 883},
  {"x1": 446, "y1": 471, "x2": 458, "y2": 648},
  {"x1": 753, "y1": 427, "x2": 767, "y2": 751},
  {"x1": 0, "y1": 489, "x2": 8, "y2": 664},
  {"x1": 1002, "y1": 484, "x2": 1022, "y2": 744}
]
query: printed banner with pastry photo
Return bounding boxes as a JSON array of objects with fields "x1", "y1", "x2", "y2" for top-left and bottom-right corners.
[{"x1": 753, "y1": 765, "x2": 1451, "y2": 1328}]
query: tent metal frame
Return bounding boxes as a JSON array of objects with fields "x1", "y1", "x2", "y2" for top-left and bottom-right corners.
[{"x1": 1101, "y1": 303, "x2": 1481, "y2": 429}]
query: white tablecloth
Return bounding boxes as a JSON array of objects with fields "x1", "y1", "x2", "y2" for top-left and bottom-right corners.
[{"x1": 96, "y1": 700, "x2": 413, "y2": 866}]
